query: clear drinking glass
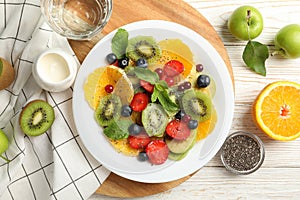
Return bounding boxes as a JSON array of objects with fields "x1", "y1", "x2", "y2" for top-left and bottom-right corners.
[{"x1": 41, "y1": 0, "x2": 113, "y2": 40}]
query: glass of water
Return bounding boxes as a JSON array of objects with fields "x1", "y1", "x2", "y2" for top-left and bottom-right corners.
[{"x1": 41, "y1": 0, "x2": 112, "y2": 40}]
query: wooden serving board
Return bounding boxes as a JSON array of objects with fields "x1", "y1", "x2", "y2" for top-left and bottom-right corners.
[{"x1": 69, "y1": 0, "x2": 233, "y2": 198}]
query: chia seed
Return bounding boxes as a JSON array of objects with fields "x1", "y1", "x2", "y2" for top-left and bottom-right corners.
[{"x1": 221, "y1": 131, "x2": 265, "y2": 174}]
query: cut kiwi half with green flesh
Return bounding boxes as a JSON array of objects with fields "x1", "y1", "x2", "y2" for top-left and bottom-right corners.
[
  {"x1": 126, "y1": 36, "x2": 161, "y2": 63},
  {"x1": 19, "y1": 100, "x2": 55, "y2": 136},
  {"x1": 181, "y1": 89, "x2": 212, "y2": 122},
  {"x1": 95, "y1": 94, "x2": 122, "y2": 127},
  {"x1": 142, "y1": 103, "x2": 168, "y2": 137}
]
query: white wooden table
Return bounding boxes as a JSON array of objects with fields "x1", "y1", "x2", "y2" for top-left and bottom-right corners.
[{"x1": 90, "y1": 0, "x2": 300, "y2": 199}]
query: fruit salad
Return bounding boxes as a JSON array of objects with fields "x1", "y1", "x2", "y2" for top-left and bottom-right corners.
[{"x1": 84, "y1": 28, "x2": 217, "y2": 165}]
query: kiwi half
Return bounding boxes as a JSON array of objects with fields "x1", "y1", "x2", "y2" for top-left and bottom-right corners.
[
  {"x1": 181, "y1": 89, "x2": 212, "y2": 122},
  {"x1": 126, "y1": 36, "x2": 161, "y2": 63},
  {"x1": 0, "y1": 57, "x2": 15, "y2": 90},
  {"x1": 19, "y1": 100, "x2": 55, "y2": 136},
  {"x1": 142, "y1": 103, "x2": 168, "y2": 137},
  {"x1": 95, "y1": 94, "x2": 122, "y2": 127}
]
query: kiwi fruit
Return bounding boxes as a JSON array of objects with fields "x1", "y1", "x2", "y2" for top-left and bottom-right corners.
[
  {"x1": 141, "y1": 103, "x2": 168, "y2": 137},
  {"x1": 19, "y1": 100, "x2": 55, "y2": 136},
  {"x1": 181, "y1": 89, "x2": 212, "y2": 122},
  {"x1": 95, "y1": 94, "x2": 122, "y2": 127},
  {"x1": 126, "y1": 36, "x2": 161, "y2": 63},
  {"x1": 0, "y1": 57, "x2": 15, "y2": 90}
]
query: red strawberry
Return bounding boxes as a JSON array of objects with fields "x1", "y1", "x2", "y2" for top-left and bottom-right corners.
[
  {"x1": 128, "y1": 132, "x2": 151, "y2": 149},
  {"x1": 166, "y1": 119, "x2": 191, "y2": 140},
  {"x1": 140, "y1": 80, "x2": 154, "y2": 93},
  {"x1": 164, "y1": 60, "x2": 184, "y2": 77},
  {"x1": 145, "y1": 140, "x2": 169, "y2": 165},
  {"x1": 130, "y1": 92, "x2": 149, "y2": 112}
]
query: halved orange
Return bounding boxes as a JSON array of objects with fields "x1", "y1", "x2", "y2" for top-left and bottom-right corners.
[{"x1": 253, "y1": 81, "x2": 300, "y2": 141}]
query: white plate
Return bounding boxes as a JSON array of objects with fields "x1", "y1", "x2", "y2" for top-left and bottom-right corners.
[{"x1": 73, "y1": 20, "x2": 234, "y2": 183}]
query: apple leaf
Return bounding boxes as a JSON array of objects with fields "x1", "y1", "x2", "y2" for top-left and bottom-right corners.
[
  {"x1": 0, "y1": 59, "x2": 3, "y2": 76},
  {"x1": 242, "y1": 41, "x2": 269, "y2": 76}
]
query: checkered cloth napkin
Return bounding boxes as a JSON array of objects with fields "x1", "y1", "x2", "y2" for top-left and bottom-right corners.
[{"x1": 0, "y1": 1, "x2": 111, "y2": 200}]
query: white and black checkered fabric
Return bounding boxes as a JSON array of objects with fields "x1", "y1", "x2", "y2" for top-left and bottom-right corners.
[{"x1": 0, "y1": 1, "x2": 110, "y2": 199}]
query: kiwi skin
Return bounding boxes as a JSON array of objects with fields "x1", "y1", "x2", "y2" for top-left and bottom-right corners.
[
  {"x1": 0, "y1": 58, "x2": 15, "y2": 90},
  {"x1": 19, "y1": 100, "x2": 55, "y2": 136}
]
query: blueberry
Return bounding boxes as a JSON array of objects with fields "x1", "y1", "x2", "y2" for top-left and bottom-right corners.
[
  {"x1": 188, "y1": 120, "x2": 198, "y2": 130},
  {"x1": 106, "y1": 53, "x2": 117, "y2": 64},
  {"x1": 138, "y1": 151, "x2": 148, "y2": 162},
  {"x1": 136, "y1": 58, "x2": 148, "y2": 68},
  {"x1": 121, "y1": 105, "x2": 132, "y2": 117},
  {"x1": 197, "y1": 74, "x2": 210, "y2": 88},
  {"x1": 118, "y1": 57, "x2": 129, "y2": 69},
  {"x1": 128, "y1": 123, "x2": 142, "y2": 135},
  {"x1": 175, "y1": 110, "x2": 185, "y2": 120}
]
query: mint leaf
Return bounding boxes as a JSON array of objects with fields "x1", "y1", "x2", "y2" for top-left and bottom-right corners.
[
  {"x1": 242, "y1": 41, "x2": 269, "y2": 76},
  {"x1": 103, "y1": 120, "x2": 131, "y2": 140},
  {"x1": 152, "y1": 84, "x2": 179, "y2": 116},
  {"x1": 132, "y1": 67, "x2": 159, "y2": 84},
  {"x1": 112, "y1": 28, "x2": 129, "y2": 59},
  {"x1": 0, "y1": 59, "x2": 3, "y2": 76}
]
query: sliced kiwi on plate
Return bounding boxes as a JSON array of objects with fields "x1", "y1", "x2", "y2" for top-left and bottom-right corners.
[
  {"x1": 19, "y1": 100, "x2": 55, "y2": 136},
  {"x1": 181, "y1": 89, "x2": 212, "y2": 122},
  {"x1": 141, "y1": 103, "x2": 168, "y2": 137},
  {"x1": 126, "y1": 36, "x2": 161, "y2": 63},
  {"x1": 95, "y1": 94, "x2": 122, "y2": 127}
]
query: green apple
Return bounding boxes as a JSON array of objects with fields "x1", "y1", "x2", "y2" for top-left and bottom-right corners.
[
  {"x1": 274, "y1": 24, "x2": 300, "y2": 58},
  {"x1": 0, "y1": 129, "x2": 10, "y2": 162},
  {"x1": 228, "y1": 5, "x2": 263, "y2": 40}
]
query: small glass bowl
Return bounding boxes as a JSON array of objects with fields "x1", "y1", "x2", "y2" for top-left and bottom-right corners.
[
  {"x1": 220, "y1": 131, "x2": 265, "y2": 175},
  {"x1": 41, "y1": 0, "x2": 113, "y2": 40}
]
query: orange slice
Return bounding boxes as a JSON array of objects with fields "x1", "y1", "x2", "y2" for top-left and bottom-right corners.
[
  {"x1": 196, "y1": 107, "x2": 217, "y2": 141},
  {"x1": 154, "y1": 39, "x2": 194, "y2": 78},
  {"x1": 84, "y1": 65, "x2": 133, "y2": 110},
  {"x1": 109, "y1": 139, "x2": 140, "y2": 156},
  {"x1": 84, "y1": 67, "x2": 106, "y2": 109},
  {"x1": 253, "y1": 81, "x2": 300, "y2": 141}
]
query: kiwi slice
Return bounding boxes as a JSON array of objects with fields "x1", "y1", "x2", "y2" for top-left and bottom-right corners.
[
  {"x1": 141, "y1": 103, "x2": 168, "y2": 137},
  {"x1": 95, "y1": 94, "x2": 122, "y2": 127},
  {"x1": 19, "y1": 100, "x2": 55, "y2": 136},
  {"x1": 166, "y1": 129, "x2": 197, "y2": 154},
  {"x1": 126, "y1": 36, "x2": 161, "y2": 63},
  {"x1": 181, "y1": 89, "x2": 212, "y2": 122}
]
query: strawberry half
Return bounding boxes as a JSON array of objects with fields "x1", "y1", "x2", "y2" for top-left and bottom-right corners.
[
  {"x1": 166, "y1": 119, "x2": 191, "y2": 140},
  {"x1": 145, "y1": 140, "x2": 169, "y2": 165},
  {"x1": 128, "y1": 132, "x2": 151, "y2": 149},
  {"x1": 130, "y1": 92, "x2": 149, "y2": 112},
  {"x1": 140, "y1": 80, "x2": 154, "y2": 93},
  {"x1": 163, "y1": 60, "x2": 184, "y2": 77}
]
